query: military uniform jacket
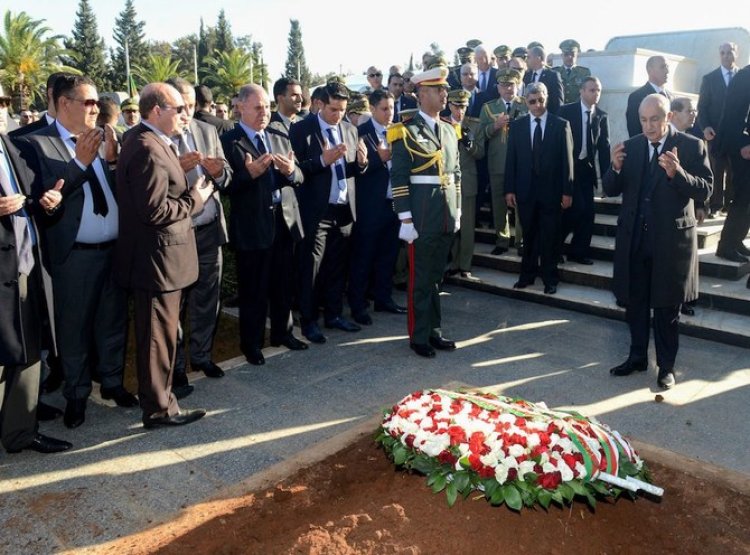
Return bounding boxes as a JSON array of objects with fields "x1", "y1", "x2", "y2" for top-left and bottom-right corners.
[
  {"x1": 553, "y1": 65, "x2": 591, "y2": 104},
  {"x1": 479, "y1": 96, "x2": 528, "y2": 175},
  {"x1": 390, "y1": 113, "x2": 461, "y2": 236},
  {"x1": 456, "y1": 116, "x2": 484, "y2": 197}
]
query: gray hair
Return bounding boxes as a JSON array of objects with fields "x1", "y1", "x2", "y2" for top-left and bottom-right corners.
[
  {"x1": 525, "y1": 81, "x2": 548, "y2": 98},
  {"x1": 640, "y1": 93, "x2": 670, "y2": 117},
  {"x1": 238, "y1": 83, "x2": 266, "y2": 102}
]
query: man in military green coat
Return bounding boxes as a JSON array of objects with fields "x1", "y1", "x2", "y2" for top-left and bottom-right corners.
[
  {"x1": 478, "y1": 68, "x2": 528, "y2": 255},
  {"x1": 446, "y1": 89, "x2": 485, "y2": 281},
  {"x1": 553, "y1": 39, "x2": 591, "y2": 104},
  {"x1": 390, "y1": 61, "x2": 462, "y2": 358}
]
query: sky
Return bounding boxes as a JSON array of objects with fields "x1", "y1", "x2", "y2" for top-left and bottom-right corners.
[{"x1": 4, "y1": 0, "x2": 749, "y2": 87}]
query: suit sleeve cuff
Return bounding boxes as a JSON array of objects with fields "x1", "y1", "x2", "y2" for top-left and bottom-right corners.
[{"x1": 398, "y1": 211, "x2": 412, "y2": 220}]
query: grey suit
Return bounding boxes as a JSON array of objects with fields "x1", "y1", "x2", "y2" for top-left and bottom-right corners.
[
  {"x1": 174, "y1": 118, "x2": 232, "y2": 374},
  {"x1": 24, "y1": 123, "x2": 127, "y2": 402}
]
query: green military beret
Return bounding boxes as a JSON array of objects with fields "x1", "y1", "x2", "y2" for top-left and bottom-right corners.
[
  {"x1": 494, "y1": 45, "x2": 512, "y2": 59},
  {"x1": 512, "y1": 46, "x2": 528, "y2": 59},
  {"x1": 447, "y1": 89, "x2": 471, "y2": 106},
  {"x1": 347, "y1": 97, "x2": 370, "y2": 114},
  {"x1": 399, "y1": 108, "x2": 419, "y2": 122},
  {"x1": 496, "y1": 68, "x2": 523, "y2": 85},
  {"x1": 466, "y1": 39, "x2": 483, "y2": 49},
  {"x1": 457, "y1": 46, "x2": 475, "y2": 62},
  {"x1": 527, "y1": 41, "x2": 544, "y2": 50},
  {"x1": 559, "y1": 39, "x2": 581, "y2": 53},
  {"x1": 120, "y1": 97, "x2": 139, "y2": 111}
]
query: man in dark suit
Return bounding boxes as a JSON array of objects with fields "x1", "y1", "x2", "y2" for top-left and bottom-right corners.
[
  {"x1": 698, "y1": 43, "x2": 738, "y2": 220},
  {"x1": 505, "y1": 82, "x2": 574, "y2": 295},
  {"x1": 475, "y1": 46, "x2": 499, "y2": 101},
  {"x1": 348, "y1": 89, "x2": 406, "y2": 326},
  {"x1": 523, "y1": 46, "x2": 564, "y2": 114},
  {"x1": 166, "y1": 78, "x2": 232, "y2": 393},
  {"x1": 716, "y1": 63, "x2": 750, "y2": 272},
  {"x1": 115, "y1": 82, "x2": 213, "y2": 429},
  {"x1": 388, "y1": 73, "x2": 417, "y2": 123},
  {"x1": 194, "y1": 85, "x2": 235, "y2": 136},
  {"x1": 9, "y1": 72, "x2": 68, "y2": 138},
  {"x1": 289, "y1": 82, "x2": 368, "y2": 344},
  {"x1": 271, "y1": 77, "x2": 303, "y2": 135},
  {"x1": 1, "y1": 133, "x2": 71, "y2": 454},
  {"x1": 558, "y1": 77, "x2": 611, "y2": 264},
  {"x1": 221, "y1": 84, "x2": 307, "y2": 365},
  {"x1": 25, "y1": 75, "x2": 135, "y2": 429},
  {"x1": 604, "y1": 94, "x2": 712, "y2": 389},
  {"x1": 625, "y1": 56, "x2": 673, "y2": 138}
]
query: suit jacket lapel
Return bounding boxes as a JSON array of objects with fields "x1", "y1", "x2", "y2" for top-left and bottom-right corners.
[{"x1": 189, "y1": 122, "x2": 207, "y2": 154}]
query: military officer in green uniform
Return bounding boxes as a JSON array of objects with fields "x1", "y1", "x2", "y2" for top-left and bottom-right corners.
[
  {"x1": 390, "y1": 60, "x2": 461, "y2": 358},
  {"x1": 478, "y1": 68, "x2": 528, "y2": 256},
  {"x1": 446, "y1": 89, "x2": 485, "y2": 281},
  {"x1": 449, "y1": 46, "x2": 476, "y2": 90},
  {"x1": 494, "y1": 45, "x2": 512, "y2": 69},
  {"x1": 553, "y1": 39, "x2": 591, "y2": 104}
]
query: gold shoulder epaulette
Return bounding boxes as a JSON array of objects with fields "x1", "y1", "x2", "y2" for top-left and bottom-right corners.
[
  {"x1": 386, "y1": 122, "x2": 406, "y2": 144},
  {"x1": 452, "y1": 122, "x2": 462, "y2": 140}
]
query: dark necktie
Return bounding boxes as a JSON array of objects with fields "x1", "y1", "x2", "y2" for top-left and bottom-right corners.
[
  {"x1": 585, "y1": 110, "x2": 594, "y2": 163},
  {"x1": 506, "y1": 102, "x2": 511, "y2": 113},
  {"x1": 532, "y1": 117, "x2": 542, "y2": 175},
  {"x1": 177, "y1": 133, "x2": 201, "y2": 187},
  {"x1": 726, "y1": 70, "x2": 734, "y2": 86},
  {"x1": 650, "y1": 141, "x2": 660, "y2": 175},
  {"x1": 326, "y1": 128, "x2": 347, "y2": 191},
  {"x1": 0, "y1": 147, "x2": 34, "y2": 274},
  {"x1": 434, "y1": 122, "x2": 441, "y2": 146},
  {"x1": 71, "y1": 136, "x2": 108, "y2": 217},
  {"x1": 479, "y1": 72, "x2": 487, "y2": 92},
  {"x1": 256, "y1": 133, "x2": 279, "y2": 200}
]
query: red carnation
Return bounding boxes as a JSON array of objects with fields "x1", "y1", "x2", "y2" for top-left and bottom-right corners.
[
  {"x1": 469, "y1": 453, "x2": 483, "y2": 471},
  {"x1": 437, "y1": 450, "x2": 457, "y2": 466},
  {"x1": 405, "y1": 434, "x2": 416, "y2": 448},
  {"x1": 448, "y1": 426, "x2": 467, "y2": 446},
  {"x1": 469, "y1": 431, "x2": 488, "y2": 455},
  {"x1": 507, "y1": 468, "x2": 518, "y2": 481},
  {"x1": 562, "y1": 453, "x2": 578, "y2": 469},
  {"x1": 478, "y1": 465, "x2": 496, "y2": 479},
  {"x1": 539, "y1": 471, "x2": 562, "y2": 490},
  {"x1": 538, "y1": 431, "x2": 551, "y2": 445}
]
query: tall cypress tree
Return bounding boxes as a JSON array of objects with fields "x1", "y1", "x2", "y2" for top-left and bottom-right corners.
[
  {"x1": 284, "y1": 19, "x2": 311, "y2": 89},
  {"x1": 110, "y1": 0, "x2": 148, "y2": 91},
  {"x1": 64, "y1": 0, "x2": 110, "y2": 90},
  {"x1": 214, "y1": 9, "x2": 233, "y2": 54},
  {"x1": 197, "y1": 18, "x2": 217, "y2": 82}
]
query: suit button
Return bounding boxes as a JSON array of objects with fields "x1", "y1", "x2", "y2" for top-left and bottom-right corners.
[{"x1": 4, "y1": 280, "x2": 19, "y2": 286}]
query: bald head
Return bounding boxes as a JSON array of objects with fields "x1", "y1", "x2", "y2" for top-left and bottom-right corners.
[
  {"x1": 237, "y1": 83, "x2": 270, "y2": 131},
  {"x1": 719, "y1": 42, "x2": 738, "y2": 70},
  {"x1": 646, "y1": 56, "x2": 669, "y2": 87}
]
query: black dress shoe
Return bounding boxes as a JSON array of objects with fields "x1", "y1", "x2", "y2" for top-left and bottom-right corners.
[
  {"x1": 490, "y1": 246, "x2": 508, "y2": 256},
  {"x1": 64, "y1": 399, "x2": 86, "y2": 429},
  {"x1": 325, "y1": 316, "x2": 362, "y2": 332},
  {"x1": 100, "y1": 386, "x2": 139, "y2": 407},
  {"x1": 37, "y1": 402, "x2": 63, "y2": 421},
  {"x1": 271, "y1": 334, "x2": 309, "y2": 350},
  {"x1": 429, "y1": 336, "x2": 456, "y2": 351},
  {"x1": 544, "y1": 285, "x2": 557, "y2": 295},
  {"x1": 737, "y1": 244, "x2": 750, "y2": 256},
  {"x1": 143, "y1": 408, "x2": 207, "y2": 429},
  {"x1": 374, "y1": 300, "x2": 407, "y2": 314},
  {"x1": 657, "y1": 368, "x2": 676, "y2": 389},
  {"x1": 680, "y1": 304, "x2": 695, "y2": 316},
  {"x1": 193, "y1": 361, "x2": 225, "y2": 378},
  {"x1": 302, "y1": 322, "x2": 327, "y2": 344},
  {"x1": 567, "y1": 256, "x2": 594, "y2": 265},
  {"x1": 513, "y1": 280, "x2": 532, "y2": 289},
  {"x1": 410, "y1": 342, "x2": 436, "y2": 358},
  {"x1": 172, "y1": 384, "x2": 194, "y2": 400},
  {"x1": 352, "y1": 311, "x2": 373, "y2": 325},
  {"x1": 7, "y1": 433, "x2": 72, "y2": 454},
  {"x1": 716, "y1": 248, "x2": 749, "y2": 263},
  {"x1": 393, "y1": 282, "x2": 407, "y2": 292},
  {"x1": 246, "y1": 349, "x2": 265, "y2": 366},
  {"x1": 445, "y1": 268, "x2": 460, "y2": 277},
  {"x1": 610, "y1": 358, "x2": 648, "y2": 376}
]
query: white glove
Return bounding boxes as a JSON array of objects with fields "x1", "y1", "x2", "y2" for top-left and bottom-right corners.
[
  {"x1": 454, "y1": 208, "x2": 462, "y2": 233},
  {"x1": 399, "y1": 222, "x2": 419, "y2": 243}
]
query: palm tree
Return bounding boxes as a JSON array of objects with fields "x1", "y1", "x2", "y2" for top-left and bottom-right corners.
[
  {"x1": 132, "y1": 53, "x2": 184, "y2": 86},
  {"x1": 202, "y1": 48, "x2": 253, "y2": 98},
  {"x1": 0, "y1": 10, "x2": 77, "y2": 110}
]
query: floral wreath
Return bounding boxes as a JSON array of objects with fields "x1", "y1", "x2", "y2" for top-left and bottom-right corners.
[{"x1": 377, "y1": 389, "x2": 663, "y2": 510}]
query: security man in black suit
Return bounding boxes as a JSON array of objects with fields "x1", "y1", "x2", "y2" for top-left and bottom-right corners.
[
  {"x1": 523, "y1": 46, "x2": 564, "y2": 114},
  {"x1": 625, "y1": 56, "x2": 673, "y2": 138}
]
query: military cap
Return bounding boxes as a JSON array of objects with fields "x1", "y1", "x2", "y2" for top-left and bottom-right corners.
[
  {"x1": 559, "y1": 39, "x2": 581, "y2": 53},
  {"x1": 412, "y1": 60, "x2": 450, "y2": 87},
  {"x1": 466, "y1": 39, "x2": 483, "y2": 49},
  {"x1": 494, "y1": 45, "x2": 512, "y2": 59},
  {"x1": 496, "y1": 68, "x2": 523, "y2": 85},
  {"x1": 399, "y1": 108, "x2": 419, "y2": 122},
  {"x1": 120, "y1": 97, "x2": 139, "y2": 111},
  {"x1": 457, "y1": 46, "x2": 475, "y2": 62},
  {"x1": 347, "y1": 97, "x2": 370, "y2": 114},
  {"x1": 447, "y1": 89, "x2": 471, "y2": 106},
  {"x1": 527, "y1": 41, "x2": 544, "y2": 50},
  {"x1": 512, "y1": 46, "x2": 528, "y2": 59}
]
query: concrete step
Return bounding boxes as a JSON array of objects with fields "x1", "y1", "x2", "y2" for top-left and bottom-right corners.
[
  {"x1": 470, "y1": 242, "x2": 750, "y2": 317},
  {"x1": 591, "y1": 213, "x2": 725, "y2": 249},
  {"x1": 448, "y1": 259, "x2": 750, "y2": 349}
]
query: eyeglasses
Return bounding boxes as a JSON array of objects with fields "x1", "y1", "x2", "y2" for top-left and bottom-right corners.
[
  {"x1": 123, "y1": 109, "x2": 139, "y2": 114},
  {"x1": 526, "y1": 98, "x2": 545, "y2": 105},
  {"x1": 69, "y1": 97, "x2": 100, "y2": 108},
  {"x1": 369, "y1": 73, "x2": 382, "y2": 78},
  {"x1": 161, "y1": 104, "x2": 186, "y2": 114}
]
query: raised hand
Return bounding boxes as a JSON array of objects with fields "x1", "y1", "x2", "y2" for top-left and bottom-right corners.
[
  {"x1": 244, "y1": 152, "x2": 274, "y2": 179},
  {"x1": 39, "y1": 179, "x2": 65, "y2": 213}
]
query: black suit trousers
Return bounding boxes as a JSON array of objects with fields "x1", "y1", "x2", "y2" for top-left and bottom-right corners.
[
  {"x1": 236, "y1": 208, "x2": 295, "y2": 353},
  {"x1": 625, "y1": 234, "x2": 680, "y2": 370},
  {"x1": 518, "y1": 199, "x2": 561, "y2": 286},
  {"x1": 561, "y1": 160, "x2": 596, "y2": 258},
  {"x1": 718, "y1": 152, "x2": 750, "y2": 251}
]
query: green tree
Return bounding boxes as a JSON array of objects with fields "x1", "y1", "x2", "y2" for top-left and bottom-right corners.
[
  {"x1": 110, "y1": 0, "x2": 148, "y2": 91},
  {"x1": 132, "y1": 53, "x2": 184, "y2": 85},
  {"x1": 63, "y1": 0, "x2": 110, "y2": 90},
  {"x1": 172, "y1": 34, "x2": 198, "y2": 82},
  {"x1": 0, "y1": 10, "x2": 77, "y2": 110},
  {"x1": 202, "y1": 48, "x2": 253, "y2": 98},
  {"x1": 196, "y1": 18, "x2": 216, "y2": 81},
  {"x1": 214, "y1": 9, "x2": 233, "y2": 54},
  {"x1": 284, "y1": 19, "x2": 311, "y2": 88}
]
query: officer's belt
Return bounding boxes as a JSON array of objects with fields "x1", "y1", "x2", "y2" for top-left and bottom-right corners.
[{"x1": 410, "y1": 175, "x2": 454, "y2": 187}]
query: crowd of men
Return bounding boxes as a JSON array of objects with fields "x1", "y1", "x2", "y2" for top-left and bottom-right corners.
[{"x1": 1, "y1": 37, "x2": 748, "y2": 454}]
